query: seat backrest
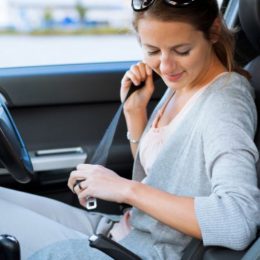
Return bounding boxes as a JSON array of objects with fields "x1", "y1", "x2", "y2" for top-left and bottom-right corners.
[
  {"x1": 247, "y1": 56, "x2": 260, "y2": 186},
  {"x1": 238, "y1": 0, "x2": 260, "y2": 54},
  {"x1": 240, "y1": 0, "x2": 260, "y2": 186}
]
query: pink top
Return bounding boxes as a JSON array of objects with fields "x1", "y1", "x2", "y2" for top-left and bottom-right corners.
[{"x1": 109, "y1": 81, "x2": 212, "y2": 241}]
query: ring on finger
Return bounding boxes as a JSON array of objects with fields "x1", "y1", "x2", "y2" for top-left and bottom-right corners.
[
  {"x1": 73, "y1": 180, "x2": 83, "y2": 192},
  {"x1": 78, "y1": 181, "x2": 83, "y2": 190}
]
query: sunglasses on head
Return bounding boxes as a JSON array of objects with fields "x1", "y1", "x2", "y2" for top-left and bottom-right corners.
[{"x1": 132, "y1": 0, "x2": 197, "y2": 11}]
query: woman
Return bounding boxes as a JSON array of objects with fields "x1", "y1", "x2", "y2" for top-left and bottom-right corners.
[{"x1": 1, "y1": 0, "x2": 260, "y2": 259}]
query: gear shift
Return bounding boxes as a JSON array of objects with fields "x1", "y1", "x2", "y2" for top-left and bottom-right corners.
[{"x1": 0, "y1": 235, "x2": 20, "y2": 260}]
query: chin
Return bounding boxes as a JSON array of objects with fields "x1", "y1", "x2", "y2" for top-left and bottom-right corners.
[{"x1": 165, "y1": 79, "x2": 187, "y2": 91}]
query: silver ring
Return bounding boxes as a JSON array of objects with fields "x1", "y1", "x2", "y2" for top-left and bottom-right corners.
[
  {"x1": 78, "y1": 181, "x2": 83, "y2": 190},
  {"x1": 73, "y1": 180, "x2": 83, "y2": 193}
]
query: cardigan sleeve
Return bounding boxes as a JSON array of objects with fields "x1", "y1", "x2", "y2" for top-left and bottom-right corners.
[{"x1": 194, "y1": 79, "x2": 260, "y2": 250}]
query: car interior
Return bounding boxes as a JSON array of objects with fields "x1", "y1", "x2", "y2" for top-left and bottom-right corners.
[{"x1": 0, "y1": 0, "x2": 259, "y2": 259}]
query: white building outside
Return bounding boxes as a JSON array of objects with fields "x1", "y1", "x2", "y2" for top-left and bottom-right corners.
[{"x1": 0, "y1": 0, "x2": 132, "y2": 31}]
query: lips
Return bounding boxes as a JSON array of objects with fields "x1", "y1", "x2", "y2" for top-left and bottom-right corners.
[{"x1": 165, "y1": 72, "x2": 184, "y2": 82}]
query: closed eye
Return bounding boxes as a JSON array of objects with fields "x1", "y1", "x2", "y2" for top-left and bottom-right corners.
[
  {"x1": 147, "y1": 50, "x2": 160, "y2": 56},
  {"x1": 175, "y1": 49, "x2": 191, "y2": 56}
]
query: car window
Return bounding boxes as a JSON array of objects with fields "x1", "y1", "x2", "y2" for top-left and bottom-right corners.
[{"x1": 0, "y1": 0, "x2": 225, "y2": 68}]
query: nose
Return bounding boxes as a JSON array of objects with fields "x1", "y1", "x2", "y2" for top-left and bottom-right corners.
[{"x1": 159, "y1": 52, "x2": 177, "y2": 75}]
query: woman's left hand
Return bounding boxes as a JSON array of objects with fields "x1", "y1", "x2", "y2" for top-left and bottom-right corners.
[{"x1": 68, "y1": 164, "x2": 131, "y2": 206}]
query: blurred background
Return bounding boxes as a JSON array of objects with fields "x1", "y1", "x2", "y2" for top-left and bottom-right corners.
[{"x1": 0, "y1": 0, "x2": 224, "y2": 68}]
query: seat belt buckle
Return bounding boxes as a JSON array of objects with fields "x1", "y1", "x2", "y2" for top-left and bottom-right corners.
[
  {"x1": 89, "y1": 234, "x2": 141, "y2": 260},
  {"x1": 86, "y1": 197, "x2": 97, "y2": 210}
]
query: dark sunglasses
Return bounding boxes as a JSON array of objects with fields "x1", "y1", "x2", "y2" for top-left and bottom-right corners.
[{"x1": 132, "y1": 0, "x2": 197, "y2": 11}]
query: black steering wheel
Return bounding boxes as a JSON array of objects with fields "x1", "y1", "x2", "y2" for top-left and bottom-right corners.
[{"x1": 0, "y1": 99, "x2": 33, "y2": 183}]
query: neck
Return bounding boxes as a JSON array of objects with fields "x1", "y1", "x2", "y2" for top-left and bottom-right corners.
[{"x1": 195, "y1": 51, "x2": 227, "y2": 87}]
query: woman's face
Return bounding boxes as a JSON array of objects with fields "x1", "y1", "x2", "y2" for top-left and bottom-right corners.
[{"x1": 138, "y1": 18, "x2": 217, "y2": 91}]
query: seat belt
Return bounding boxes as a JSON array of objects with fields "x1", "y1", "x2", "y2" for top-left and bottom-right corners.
[
  {"x1": 87, "y1": 82, "x2": 142, "y2": 166},
  {"x1": 82, "y1": 73, "x2": 159, "y2": 213},
  {"x1": 89, "y1": 72, "x2": 159, "y2": 166}
]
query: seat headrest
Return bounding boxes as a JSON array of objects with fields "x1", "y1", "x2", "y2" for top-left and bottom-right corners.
[{"x1": 239, "y1": 0, "x2": 260, "y2": 52}]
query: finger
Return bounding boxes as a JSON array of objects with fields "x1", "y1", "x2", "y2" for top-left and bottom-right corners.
[
  {"x1": 76, "y1": 163, "x2": 90, "y2": 170},
  {"x1": 72, "y1": 178, "x2": 88, "y2": 194},
  {"x1": 130, "y1": 64, "x2": 146, "y2": 84},
  {"x1": 68, "y1": 170, "x2": 86, "y2": 191},
  {"x1": 137, "y1": 62, "x2": 147, "y2": 82},
  {"x1": 72, "y1": 183, "x2": 79, "y2": 193},
  {"x1": 124, "y1": 70, "x2": 141, "y2": 86},
  {"x1": 145, "y1": 73, "x2": 155, "y2": 94},
  {"x1": 73, "y1": 179, "x2": 83, "y2": 192},
  {"x1": 77, "y1": 164, "x2": 102, "y2": 173},
  {"x1": 145, "y1": 64, "x2": 153, "y2": 76},
  {"x1": 79, "y1": 197, "x2": 88, "y2": 208},
  {"x1": 68, "y1": 170, "x2": 78, "y2": 191},
  {"x1": 78, "y1": 188, "x2": 91, "y2": 200},
  {"x1": 73, "y1": 184, "x2": 81, "y2": 194},
  {"x1": 73, "y1": 180, "x2": 85, "y2": 193}
]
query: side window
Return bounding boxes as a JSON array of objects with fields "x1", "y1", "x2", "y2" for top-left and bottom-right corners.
[
  {"x1": 0, "y1": 0, "x2": 225, "y2": 68},
  {"x1": 0, "y1": 0, "x2": 142, "y2": 68}
]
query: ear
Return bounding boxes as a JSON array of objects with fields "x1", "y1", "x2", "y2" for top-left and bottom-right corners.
[{"x1": 209, "y1": 17, "x2": 222, "y2": 44}]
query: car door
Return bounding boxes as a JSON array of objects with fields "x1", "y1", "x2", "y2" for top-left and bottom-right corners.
[{"x1": 0, "y1": 59, "x2": 166, "y2": 209}]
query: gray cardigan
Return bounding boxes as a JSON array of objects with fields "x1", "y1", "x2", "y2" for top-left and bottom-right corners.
[
  {"x1": 119, "y1": 72, "x2": 260, "y2": 259},
  {"x1": 29, "y1": 72, "x2": 260, "y2": 260}
]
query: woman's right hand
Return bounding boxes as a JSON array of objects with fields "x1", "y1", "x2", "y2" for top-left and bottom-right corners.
[{"x1": 120, "y1": 62, "x2": 155, "y2": 113}]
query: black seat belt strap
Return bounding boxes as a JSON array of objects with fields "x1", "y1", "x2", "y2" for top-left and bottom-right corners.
[
  {"x1": 88, "y1": 80, "x2": 147, "y2": 166},
  {"x1": 77, "y1": 73, "x2": 159, "y2": 212},
  {"x1": 88, "y1": 103, "x2": 123, "y2": 166}
]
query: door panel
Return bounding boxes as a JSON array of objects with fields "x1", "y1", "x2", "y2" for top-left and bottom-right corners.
[
  {"x1": 0, "y1": 62, "x2": 139, "y2": 106},
  {"x1": 0, "y1": 61, "x2": 166, "y2": 204}
]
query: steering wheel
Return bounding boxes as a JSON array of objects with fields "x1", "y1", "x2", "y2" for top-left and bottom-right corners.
[{"x1": 0, "y1": 99, "x2": 33, "y2": 183}]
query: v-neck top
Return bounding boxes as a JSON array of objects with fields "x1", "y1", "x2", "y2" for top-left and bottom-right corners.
[{"x1": 139, "y1": 77, "x2": 218, "y2": 175}]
